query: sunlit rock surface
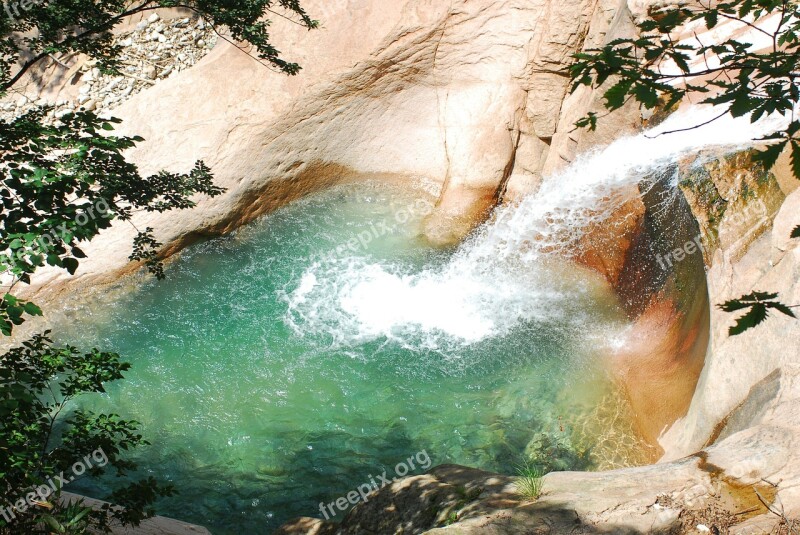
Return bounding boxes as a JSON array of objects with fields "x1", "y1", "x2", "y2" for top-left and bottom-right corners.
[{"x1": 17, "y1": 0, "x2": 641, "y2": 302}]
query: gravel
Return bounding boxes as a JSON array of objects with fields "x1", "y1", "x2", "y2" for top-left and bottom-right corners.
[{"x1": 0, "y1": 16, "x2": 217, "y2": 124}]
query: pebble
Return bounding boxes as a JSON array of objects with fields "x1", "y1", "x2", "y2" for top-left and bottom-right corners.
[{"x1": 0, "y1": 16, "x2": 216, "y2": 123}]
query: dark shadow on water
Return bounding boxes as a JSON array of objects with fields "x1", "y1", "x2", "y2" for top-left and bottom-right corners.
[{"x1": 70, "y1": 420, "x2": 436, "y2": 533}]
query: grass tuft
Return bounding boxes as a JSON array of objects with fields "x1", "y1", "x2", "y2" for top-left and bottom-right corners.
[{"x1": 515, "y1": 459, "x2": 544, "y2": 500}]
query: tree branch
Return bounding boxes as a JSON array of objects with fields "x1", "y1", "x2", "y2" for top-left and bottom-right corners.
[{"x1": 3, "y1": 1, "x2": 158, "y2": 92}]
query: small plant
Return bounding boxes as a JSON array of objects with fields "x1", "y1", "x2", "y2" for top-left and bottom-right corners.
[
  {"x1": 439, "y1": 485, "x2": 483, "y2": 527},
  {"x1": 0, "y1": 332, "x2": 175, "y2": 533},
  {"x1": 514, "y1": 459, "x2": 544, "y2": 500},
  {"x1": 40, "y1": 500, "x2": 92, "y2": 534},
  {"x1": 444, "y1": 511, "x2": 459, "y2": 526}
]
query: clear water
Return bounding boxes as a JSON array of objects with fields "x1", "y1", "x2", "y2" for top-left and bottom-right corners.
[
  {"x1": 57, "y1": 105, "x2": 796, "y2": 533},
  {"x1": 63, "y1": 182, "x2": 630, "y2": 533}
]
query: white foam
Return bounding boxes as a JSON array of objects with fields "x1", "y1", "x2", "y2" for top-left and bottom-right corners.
[{"x1": 285, "y1": 106, "x2": 789, "y2": 347}]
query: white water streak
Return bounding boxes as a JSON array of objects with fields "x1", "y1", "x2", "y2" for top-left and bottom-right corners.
[{"x1": 286, "y1": 106, "x2": 788, "y2": 346}]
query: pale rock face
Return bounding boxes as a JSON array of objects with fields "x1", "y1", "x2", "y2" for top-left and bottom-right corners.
[
  {"x1": 660, "y1": 197, "x2": 800, "y2": 461},
  {"x1": 654, "y1": 151, "x2": 798, "y2": 465},
  {"x1": 19, "y1": 0, "x2": 642, "y2": 299},
  {"x1": 772, "y1": 189, "x2": 800, "y2": 254}
]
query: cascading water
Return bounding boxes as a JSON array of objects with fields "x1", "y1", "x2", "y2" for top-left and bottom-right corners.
[
  {"x1": 61, "y1": 106, "x2": 784, "y2": 533},
  {"x1": 286, "y1": 106, "x2": 787, "y2": 349}
]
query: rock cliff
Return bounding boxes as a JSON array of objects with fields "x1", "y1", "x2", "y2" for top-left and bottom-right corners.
[{"x1": 11, "y1": 0, "x2": 640, "y2": 303}]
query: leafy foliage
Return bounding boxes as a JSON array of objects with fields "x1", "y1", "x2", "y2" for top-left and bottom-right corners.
[
  {"x1": 570, "y1": 0, "x2": 800, "y2": 335},
  {"x1": 718, "y1": 291, "x2": 796, "y2": 335},
  {"x1": 0, "y1": 332, "x2": 175, "y2": 533},
  {"x1": 40, "y1": 502, "x2": 93, "y2": 535},
  {"x1": 571, "y1": 0, "x2": 800, "y2": 157},
  {"x1": 0, "y1": 108, "x2": 224, "y2": 335}
]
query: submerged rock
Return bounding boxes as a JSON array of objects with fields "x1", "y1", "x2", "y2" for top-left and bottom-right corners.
[{"x1": 277, "y1": 367, "x2": 800, "y2": 534}]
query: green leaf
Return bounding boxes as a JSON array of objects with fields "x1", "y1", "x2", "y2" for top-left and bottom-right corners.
[
  {"x1": 750, "y1": 291, "x2": 779, "y2": 301},
  {"x1": 66, "y1": 506, "x2": 92, "y2": 526},
  {"x1": 575, "y1": 112, "x2": 598, "y2": 131},
  {"x1": 41, "y1": 514, "x2": 65, "y2": 533},
  {"x1": 768, "y1": 302, "x2": 797, "y2": 318},
  {"x1": 23, "y1": 302, "x2": 42, "y2": 316},
  {"x1": 719, "y1": 291, "x2": 796, "y2": 335},
  {"x1": 634, "y1": 83, "x2": 659, "y2": 108},
  {"x1": 730, "y1": 95, "x2": 753, "y2": 118},
  {"x1": 604, "y1": 81, "x2": 632, "y2": 110},
  {"x1": 737, "y1": 0, "x2": 754, "y2": 18},
  {"x1": 62, "y1": 257, "x2": 79, "y2": 275},
  {"x1": 719, "y1": 297, "x2": 751, "y2": 312},
  {"x1": 729, "y1": 302, "x2": 768, "y2": 335},
  {"x1": 704, "y1": 9, "x2": 718, "y2": 28},
  {"x1": 791, "y1": 141, "x2": 800, "y2": 181},
  {"x1": 753, "y1": 141, "x2": 787, "y2": 170}
]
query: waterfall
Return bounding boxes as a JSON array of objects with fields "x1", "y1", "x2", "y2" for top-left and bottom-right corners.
[{"x1": 284, "y1": 106, "x2": 787, "y2": 349}]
